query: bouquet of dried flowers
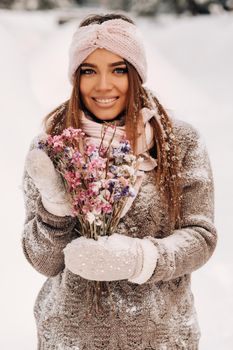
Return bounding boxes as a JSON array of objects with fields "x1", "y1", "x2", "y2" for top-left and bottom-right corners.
[
  {"x1": 38, "y1": 125, "x2": 139, "y2": 312},
  {"x1": 38, "y1": 125, "x2": 138, "y2": 239}
]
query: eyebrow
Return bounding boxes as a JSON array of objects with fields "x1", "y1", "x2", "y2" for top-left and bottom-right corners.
[{"x1": 80, "y1": 61, "x2": 126, "y2": 68}]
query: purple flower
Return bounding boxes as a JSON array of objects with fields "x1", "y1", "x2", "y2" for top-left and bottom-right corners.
[
  {"x1": 119, "y1": 142, "x2": 131, "y2": 154},
  {"x1": 37, "y1": 140, "x2": 45, "y2": 150},
  {"x1": 107, "y1": 180, "x2": 116, "y2": 193},
  {"x1": 121, "y1": 186, "x2": 129, "y2": 196},
  {"x1": 113, "y1": 192, "x2": 122, "y2": 201}
]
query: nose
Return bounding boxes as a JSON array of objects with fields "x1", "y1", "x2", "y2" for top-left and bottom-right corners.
[{"x1": 95, "y1": 73, "x2": 113, "y2": 91}]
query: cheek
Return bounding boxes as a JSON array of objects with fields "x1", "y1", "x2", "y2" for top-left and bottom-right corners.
[
  {"x1": 79, "y1": 78, "x2": 92, "y2": 100},
  {"x1": 79, "y1": 81, "x2": 85, "y2": 101},
  {"x1": 121, "y1": 77, "x2": 129, "y2": 96}
]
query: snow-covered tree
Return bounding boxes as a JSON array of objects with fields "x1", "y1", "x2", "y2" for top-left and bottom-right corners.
[
  {"x1": 0, "y1": 0, "x2": 74, "y2": 9},
  {"x1": 131, "y1": 0, "x2": 160, "y2": 15},
  {"x1": 108, "y1": 0, "x2": 131, "y2": 11},
  {"x1": 130, "y1": 0, "x2": 233, "y2": 15}
]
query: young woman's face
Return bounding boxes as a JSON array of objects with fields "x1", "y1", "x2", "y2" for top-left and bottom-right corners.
[{"x1": 79, "y1": 48, "x2": 129, "y2": 121}]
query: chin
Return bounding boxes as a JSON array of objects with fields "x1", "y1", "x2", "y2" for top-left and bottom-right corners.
[
  {"x1": 89, "y1": 107, "x2": 125, "y2": 122},
  {"x1": 95, "y1": 114, "x2": 119, "y2": 121}
]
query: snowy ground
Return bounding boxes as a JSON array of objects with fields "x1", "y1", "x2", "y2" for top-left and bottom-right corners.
[{"x1": 0, "y1": 7, "x2": 232, "y2": 349}]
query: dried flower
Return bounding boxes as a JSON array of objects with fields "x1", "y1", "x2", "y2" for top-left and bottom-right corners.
[{"x1": 39, "y1": 126, "x2": 138, "y2": 239}]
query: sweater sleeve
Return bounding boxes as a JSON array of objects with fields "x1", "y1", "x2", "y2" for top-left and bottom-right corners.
[
  {"x1": 21, "y1": 142, "x2": 78, "y2": 277},
  {"x1": 145, "y1": 124, "x2": 217, "y2": 283}
]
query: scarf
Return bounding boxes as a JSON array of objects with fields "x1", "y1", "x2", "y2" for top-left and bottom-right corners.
[{"x1": 80, "y1": 108, "x2": 158, "y2": 217}]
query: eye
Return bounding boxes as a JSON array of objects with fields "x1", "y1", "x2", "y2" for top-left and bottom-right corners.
[
  {"x1": 114, "y1": 67, "x2": 128, "y2": 75},
  {"x1": 80, "y1": 68, "x2": 95, "y2": 75}
]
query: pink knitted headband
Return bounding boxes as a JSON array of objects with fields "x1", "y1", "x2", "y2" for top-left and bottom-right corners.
[{"x1": 68, "y1": 19, "x2": 147, "y2": 84}]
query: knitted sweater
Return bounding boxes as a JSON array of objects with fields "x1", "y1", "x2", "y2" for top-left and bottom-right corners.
[{"x1": 21, "y1": 118, "x2": 217, "y2": 350}]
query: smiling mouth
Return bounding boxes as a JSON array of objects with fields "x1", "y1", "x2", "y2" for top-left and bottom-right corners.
[{"x1": 92, "y1": 97, "x2": 119, "y2": 105}]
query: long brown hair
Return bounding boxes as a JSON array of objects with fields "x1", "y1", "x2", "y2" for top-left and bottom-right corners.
[{"x1": 43, "y1": 13, "x2": 181, "y2": 230}]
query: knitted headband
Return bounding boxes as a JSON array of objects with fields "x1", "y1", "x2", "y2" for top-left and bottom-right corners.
[{"x1": 68, "y1": 18, "x2": 147, "y2": 84}]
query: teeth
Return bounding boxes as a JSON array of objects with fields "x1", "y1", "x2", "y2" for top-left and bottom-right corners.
[{"x1": 94, "y1": 98, "x2": 117, "y2": 104}]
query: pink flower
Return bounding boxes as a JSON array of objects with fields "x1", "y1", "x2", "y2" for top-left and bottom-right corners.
[
  {"x1": 102, "y1": 203, "x2": 112, "y2": 214},
  {"x1": 47, "y1": 135, "x2": 54, "y2": 146},
  {"x1": 64, "y1": 171, "x2": 81, "y2": 189},
  {"x1": 71, "y1": 151, "x2": 83, "y2": 165},
  {"x1": 88, "y1": 181, "x2": 102, "y2": 195},
  {"x1": 82, "y1": 205, "x2": 91, "y2": 214},
  {"x1": 106, "y1": 172, "x2": 114, "y2": 179},
  {"x1": 85, "y1": 144, "x2": 98, "y2": 156},
  {"x1": 62, "y1": 127, "x2": 85, "y2": 140}
]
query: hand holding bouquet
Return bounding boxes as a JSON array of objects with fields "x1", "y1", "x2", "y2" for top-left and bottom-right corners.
[
  {"x1": 37, "y1": 125, "x2": 142, "y2": 311},
  {"x1": 38, "y1": 125, "x2": 138, "y2": 238},
  {"x1": 37, "y1": 125, "x2": 159, "y2": 312}
]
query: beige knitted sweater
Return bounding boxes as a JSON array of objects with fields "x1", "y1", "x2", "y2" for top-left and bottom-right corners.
[{"x1": 22, "y1": 118, "x2": 217, "y2": 350}]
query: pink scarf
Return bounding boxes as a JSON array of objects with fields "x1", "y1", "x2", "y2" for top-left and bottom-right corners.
[{"x1": 80, "y1": 108, "x2": 157, "y2": 217}]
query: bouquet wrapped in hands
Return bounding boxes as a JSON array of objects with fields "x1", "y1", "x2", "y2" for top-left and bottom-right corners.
[
  {"x1": 26, "y1": 124, "x2": 158, "y2": 312},
  {"x1": 38, "y1": 125, "x2": 138, "y2": 238}
]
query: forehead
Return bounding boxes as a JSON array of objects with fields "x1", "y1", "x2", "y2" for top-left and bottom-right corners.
[{"x1": 82, "y1": 48, "x2": 125, "y2": 65}]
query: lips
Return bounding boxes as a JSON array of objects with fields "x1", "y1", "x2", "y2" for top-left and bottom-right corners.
[
  {"x1": 92, "y1": 97, "x2": 118, "y2": 104},
  {"x1": 92, "y1": 96, "x2": 119, "y2": 108}
]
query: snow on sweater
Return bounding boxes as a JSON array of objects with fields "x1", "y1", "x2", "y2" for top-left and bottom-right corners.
[{"x1": 21, "y1": 118, "x2": 217, "y2": 350}]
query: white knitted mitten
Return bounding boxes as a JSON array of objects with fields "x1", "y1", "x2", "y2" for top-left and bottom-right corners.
[
  {"x1": 63, "y1": 233, "x2": 158, "y2": 284},
  {"x1": 25, "y1": 149, "x2": 73, "y2": 217}
]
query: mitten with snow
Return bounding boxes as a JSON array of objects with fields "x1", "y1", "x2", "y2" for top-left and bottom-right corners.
[
  {"x1": 63, "y1": 233, "x2": 158, "y2": 284},
  {"x1": 25, "y1": 149, "x2": 73, "y2": 217}
]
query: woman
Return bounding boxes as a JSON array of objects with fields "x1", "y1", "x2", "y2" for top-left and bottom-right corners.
[{"x1": 22, "y1": 13, "x2": 217, "y2": 350}]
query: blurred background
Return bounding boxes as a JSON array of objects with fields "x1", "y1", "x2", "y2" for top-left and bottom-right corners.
[
  {"x1": 1, "y1": 0, "x2": 233, "y2": 14},
  {"x1": 0, "y1": 0, "x2": 233, "y2": 349}
]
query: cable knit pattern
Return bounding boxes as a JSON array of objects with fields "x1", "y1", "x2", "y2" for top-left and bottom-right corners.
[
  {"x1": 21, "y1": 118, "x2": 217, "y2": 350},
  {"x1": 68, "y1": 19, "x2": 147, "y2": 84}
]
